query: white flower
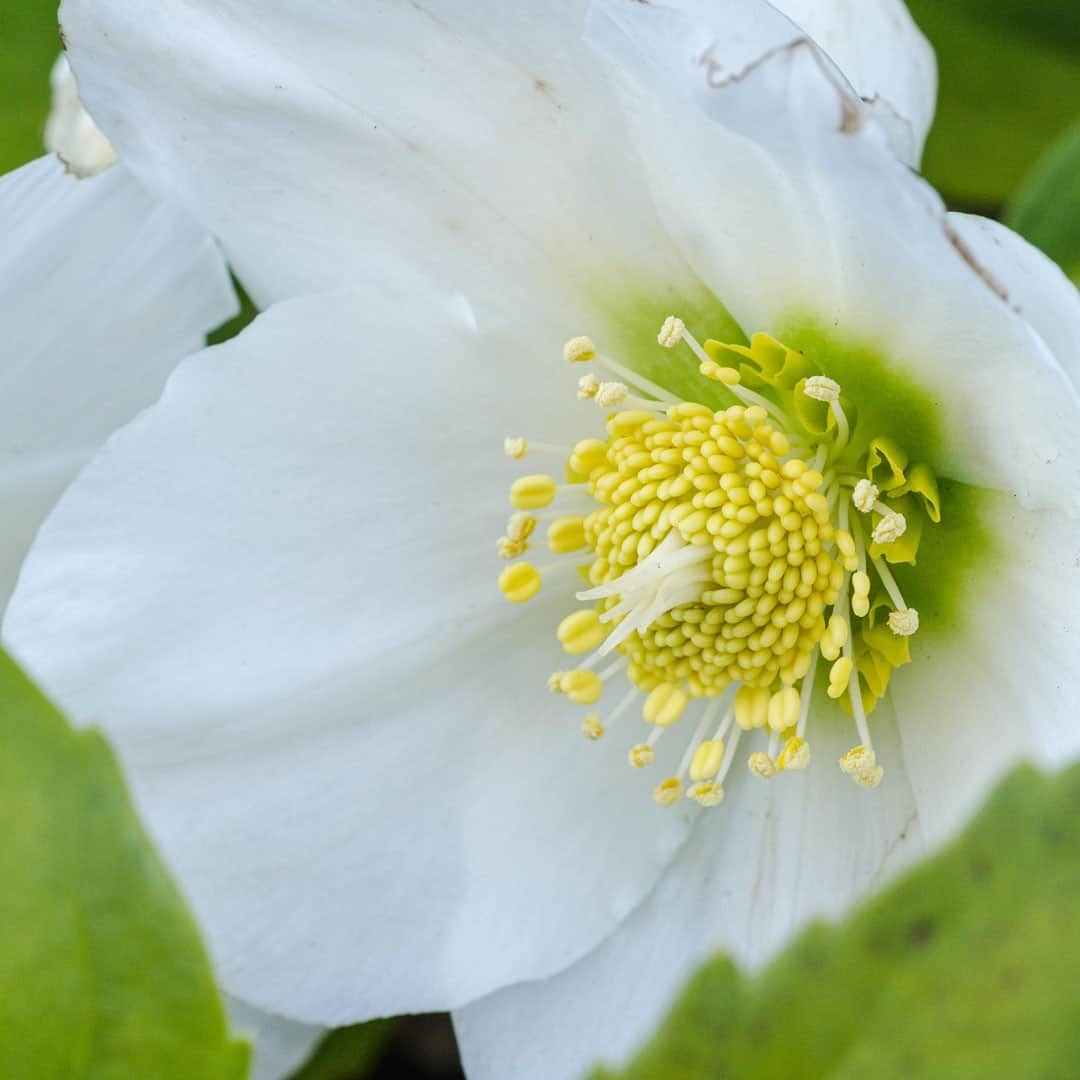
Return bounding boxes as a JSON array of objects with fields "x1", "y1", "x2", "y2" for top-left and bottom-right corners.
[
  {"x1": 8, "y1": 2, "x2": 1080, "y2": 1079},
  {"x1": 0, "y1": 154, "x2": 234, "y2": 612},
  {"x1": 44, "y1": 55, "x2": 118, "y2": 178}
]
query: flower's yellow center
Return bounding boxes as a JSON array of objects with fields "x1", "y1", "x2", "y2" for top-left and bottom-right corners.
[{"x1": 498, "y1": 319, "x2": 941, "y2": 807}]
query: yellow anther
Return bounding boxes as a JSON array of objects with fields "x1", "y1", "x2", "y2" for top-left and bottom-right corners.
[
  {"x1": 853, "y1": 478, "x2": 879, "y2": 513},
  {"x1": 658, "y1": 316, "x2": 685, "y2": 347},
  {"x1": 852, "y1": 594, "x2": 870, "y2": 618},
  {"x1": 510, "y1": 474, "x2": 557, "y2": 510},
  {"x1": 503, "y1": 436, "x2": 528, "y2": 460},
  {"x1": 689, "y1": 739, "x2": 726, "y2": 782},
  {"x1": 577, "y1": 374, "x2": 599, "y2": 399},
  {"x1": 570, "y1": 438, "x2": 607, "y2": 475},
  {"x1": 777, "y1": 736, "x2": 810, "y2": 771},
  {"x1": 748, "y1": 751, "x2": 777, "y2": 780},
  {"x1": 563, "y1": 335, "x2": 596, "y2": 363},
  {"x1": 887, "y1": 608, "x2": 920, "y2": 636},
  {"x1": 700, "y1": 362, "x2": 741, "y2": 386},
  {"x1": 827, "y1": 656, "x2": 854, "y2": 698},
  {"x1": 767, "y1": 687, "x2": 801, "y2": 733},
  {"x1": 497, "y1": 536, "x2": 528, "y2": 560},
  {"x1": 803, "y1": 375, "x2": 841, "y2": 403},
  {"x1": 839, "y1": 745, "x2": 877, "y2": 776},
  {"x1": 558, "y1": 609, "x2": 606, "y2": 655},
  {"x1": 643, "y1": 683, "x2": 689, "y2": 727},
  {"x1": 548, "y1": 516, "x2": 586, "y2": 554},
  {"x1": 558, "y1": 669, "x2": 603, "y2": 705},
  {"x1": 689, "y1": 781, "x2": 724, "y2": 807},
  {"x1": 872, "y1": 512, "x2": 907, "y2": 545},
  {"x1": 582, "y1": 713, "x2": 605, "y2": 741},
  {"x1": 653, "y1": 777, "x2": 684, "y2": 807},
  {"x1": 498, "y1": 562, "x2": 541, "y2": 603},
  {"x1": 852, "y1": 571, "x2": 871, "y2": 597},
  {"x1": 506, "y1": 513, "x2": 536, "y2": 542},
  {"x1": 835, "y1": 530, "x2": 856, "y2": 558},
  {"x1": 800, "y1": 470, "x2": 825, "y2": 491},
  {"x1": 853, "y1": 766, "x2": 885, "y2": 788},
  {"x1": 734, "y1": 685, "x2": 770, "y2": 730},
  {"x1": 629, "y1": 743, "x2": 655, "y2": 768},
  {"x1": 820, "y1": 613, "x2": 849, "y2": 661}
]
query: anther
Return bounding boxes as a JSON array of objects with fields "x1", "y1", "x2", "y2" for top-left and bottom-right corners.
[
  {"x1": 748, "y1": 751, "x2": 777, "y2": 780},
  {"x1": 777, "y1": 736, "x2": 810, "y2": 771},
  {"x1": 852, "y1": 479, "x2": 879, "y2": 513},
  {"x1": 564, "y1": 336, "x2": 596, "y2": 363},
  {"x1": 689, "y1": 739, "x2": 726, "y2": 782},
  {"x1": 872, "y1": 512, "x2": 907, "y2": 545},
  {"x1": 803, "y1": 376, "x2": 841, "y2": 403},
  {"x1": 653, "y1": 777, "x2": 684, "y2": 807},
  {"x1": 827, "y1": 656, "x2": 854, "y2": 699},
  {"x1": 629, "y1": 743, "x2": 655, "y2": 768},
  {"x1": 582, "y1": 713, "x2": 605, "y2": 741},
  {"x1": 552, "y1": 669, "x2": 603, "y2": 705},
  {"x1": 688, "y1": 781, "x2": 724, "y2": 806},
  {"x1": 887, "y1": 608, "x2": 920, "y2": 636},
  {"x1": 497, "y1": 536, "x2": 528, "y2": 560},
  {"x1": 510, "y1": 474, "x2": 557, "y2": 510},
  {"x1": 558, "y1": 610, "x2": 606, "y2": 655},
  {"x1": 506, "y1": 513, "x2": 536, "y2": 542},
  {"x1": 643, "y1": 683, "x2": 689, "y2": 727},
  {"x1": 594, "y1": 382, "x2": 629, "y2": 408},
  {"x1": 657, "y1": 316, "x2": 685, "y2": 348},
  {"x1": 839, "y1": 745, "x2": 877, "y2": 776},
  {"x1": 577, "y1": 374, "x2": 599, "y2": 399},
  {"x1": 498, "y1": 562, "x2": 541, "y2": 603}
]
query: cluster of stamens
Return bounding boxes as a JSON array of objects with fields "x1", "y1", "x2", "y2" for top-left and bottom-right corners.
[{"x1": 497, "y1": 317, "x2": 931, "y2": 807}]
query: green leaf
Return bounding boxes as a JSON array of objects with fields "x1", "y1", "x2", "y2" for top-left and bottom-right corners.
[
  {"x1": 289, "y1": 1021, "x2": 396, "y2": 1080},
  {"x1": 0, "y1": 649, "x2": 250, "y2": 1080},
  {"x1": 0, "y1": 1, "x2": 60, "y2": 174},
  {"x1": 1005, "y1": 119, "x2": 1080, "y2": 284},
  {"x1": 906, "y1": 0, "x2": 1080, "y2": 206},
  {"x1": 595, "y1": 761, "x2": 1080, "y2": 1079}
]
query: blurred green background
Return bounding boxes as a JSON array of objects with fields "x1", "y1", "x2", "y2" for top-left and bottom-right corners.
[{"x1": 2, "y1": 1, "x2": 1080, "y2": 1078}]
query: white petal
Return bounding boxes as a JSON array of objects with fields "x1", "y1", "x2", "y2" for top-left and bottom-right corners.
[
  {"x1": 946, "y1": 213, "x2": 1080, "y2": 390},
  {"x1": 226, "y1": 998, "x2": 325, "y2": 1080},
  {"x1": 4, "y1": 287, "x2": 692, "y2": 1024},
  {"x1": 61, "y1": 0, "x2": 700, "y2": 309},
  {"x1": 0, "y1": 155, "x2": 235, "y2": 610},
  {"x1": 44, "y1": 54, "x2": 118, "y2": 178},
  {"x1": 892, "y1": 494, "x2": 1080, "y2": 848},
  {"x1": 586, "y1": 2, "x2": 1080, "y2": 513},
  {"x1": 770, "y1": 0, "x2": 936, "y2": 164},
  {"x1": 455, "y1": 705, "x2": 922, "y2": 1080}
]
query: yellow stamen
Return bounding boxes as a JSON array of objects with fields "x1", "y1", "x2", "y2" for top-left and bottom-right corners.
[
  {"x1": 689, "y1": 739, "x2": 726, "y2": 782},
  {"x1": 629, "y1": 743, "x2": 655, "y2": 768},
  {"x1": 557, "y1": 610, "x2": 606, "y2": 655},
  {"x1": 582, "y1": 713, "x2": 605, "y2": 741},
  {"x1": 643, "y1": 683, "x2": 689, "y2": 727},
  {"x1": 653, "y1": 777, "x2": 684, "y2": 807},
  {"x1": 504, "y1": 436, "x2": 528, "y2": 460},
  {"x1": 510, "y1": 474, "x2": 557, "y2": 510},
  {"x1": 777, "y1": 736, "x2": 810, "y2": 771},
  {"x1": 748, "y1": 751, "x2": 777, "y2": 780},
  {"x1": 498, "y1": 562, "x2": 540, "y2": 603}
]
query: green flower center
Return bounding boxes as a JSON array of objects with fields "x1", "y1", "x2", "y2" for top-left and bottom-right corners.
[{"x1": 497, "y1": 317, "x2": 947, "y2": 807}]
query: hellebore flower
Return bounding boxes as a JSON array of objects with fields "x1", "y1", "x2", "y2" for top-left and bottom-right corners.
[
  {"x1": 8, "y1": 1, "x2": 1080, "y2": 1077},
  {"x1": 0, "y1": 153, "x2": 234, "y2": 611}
]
